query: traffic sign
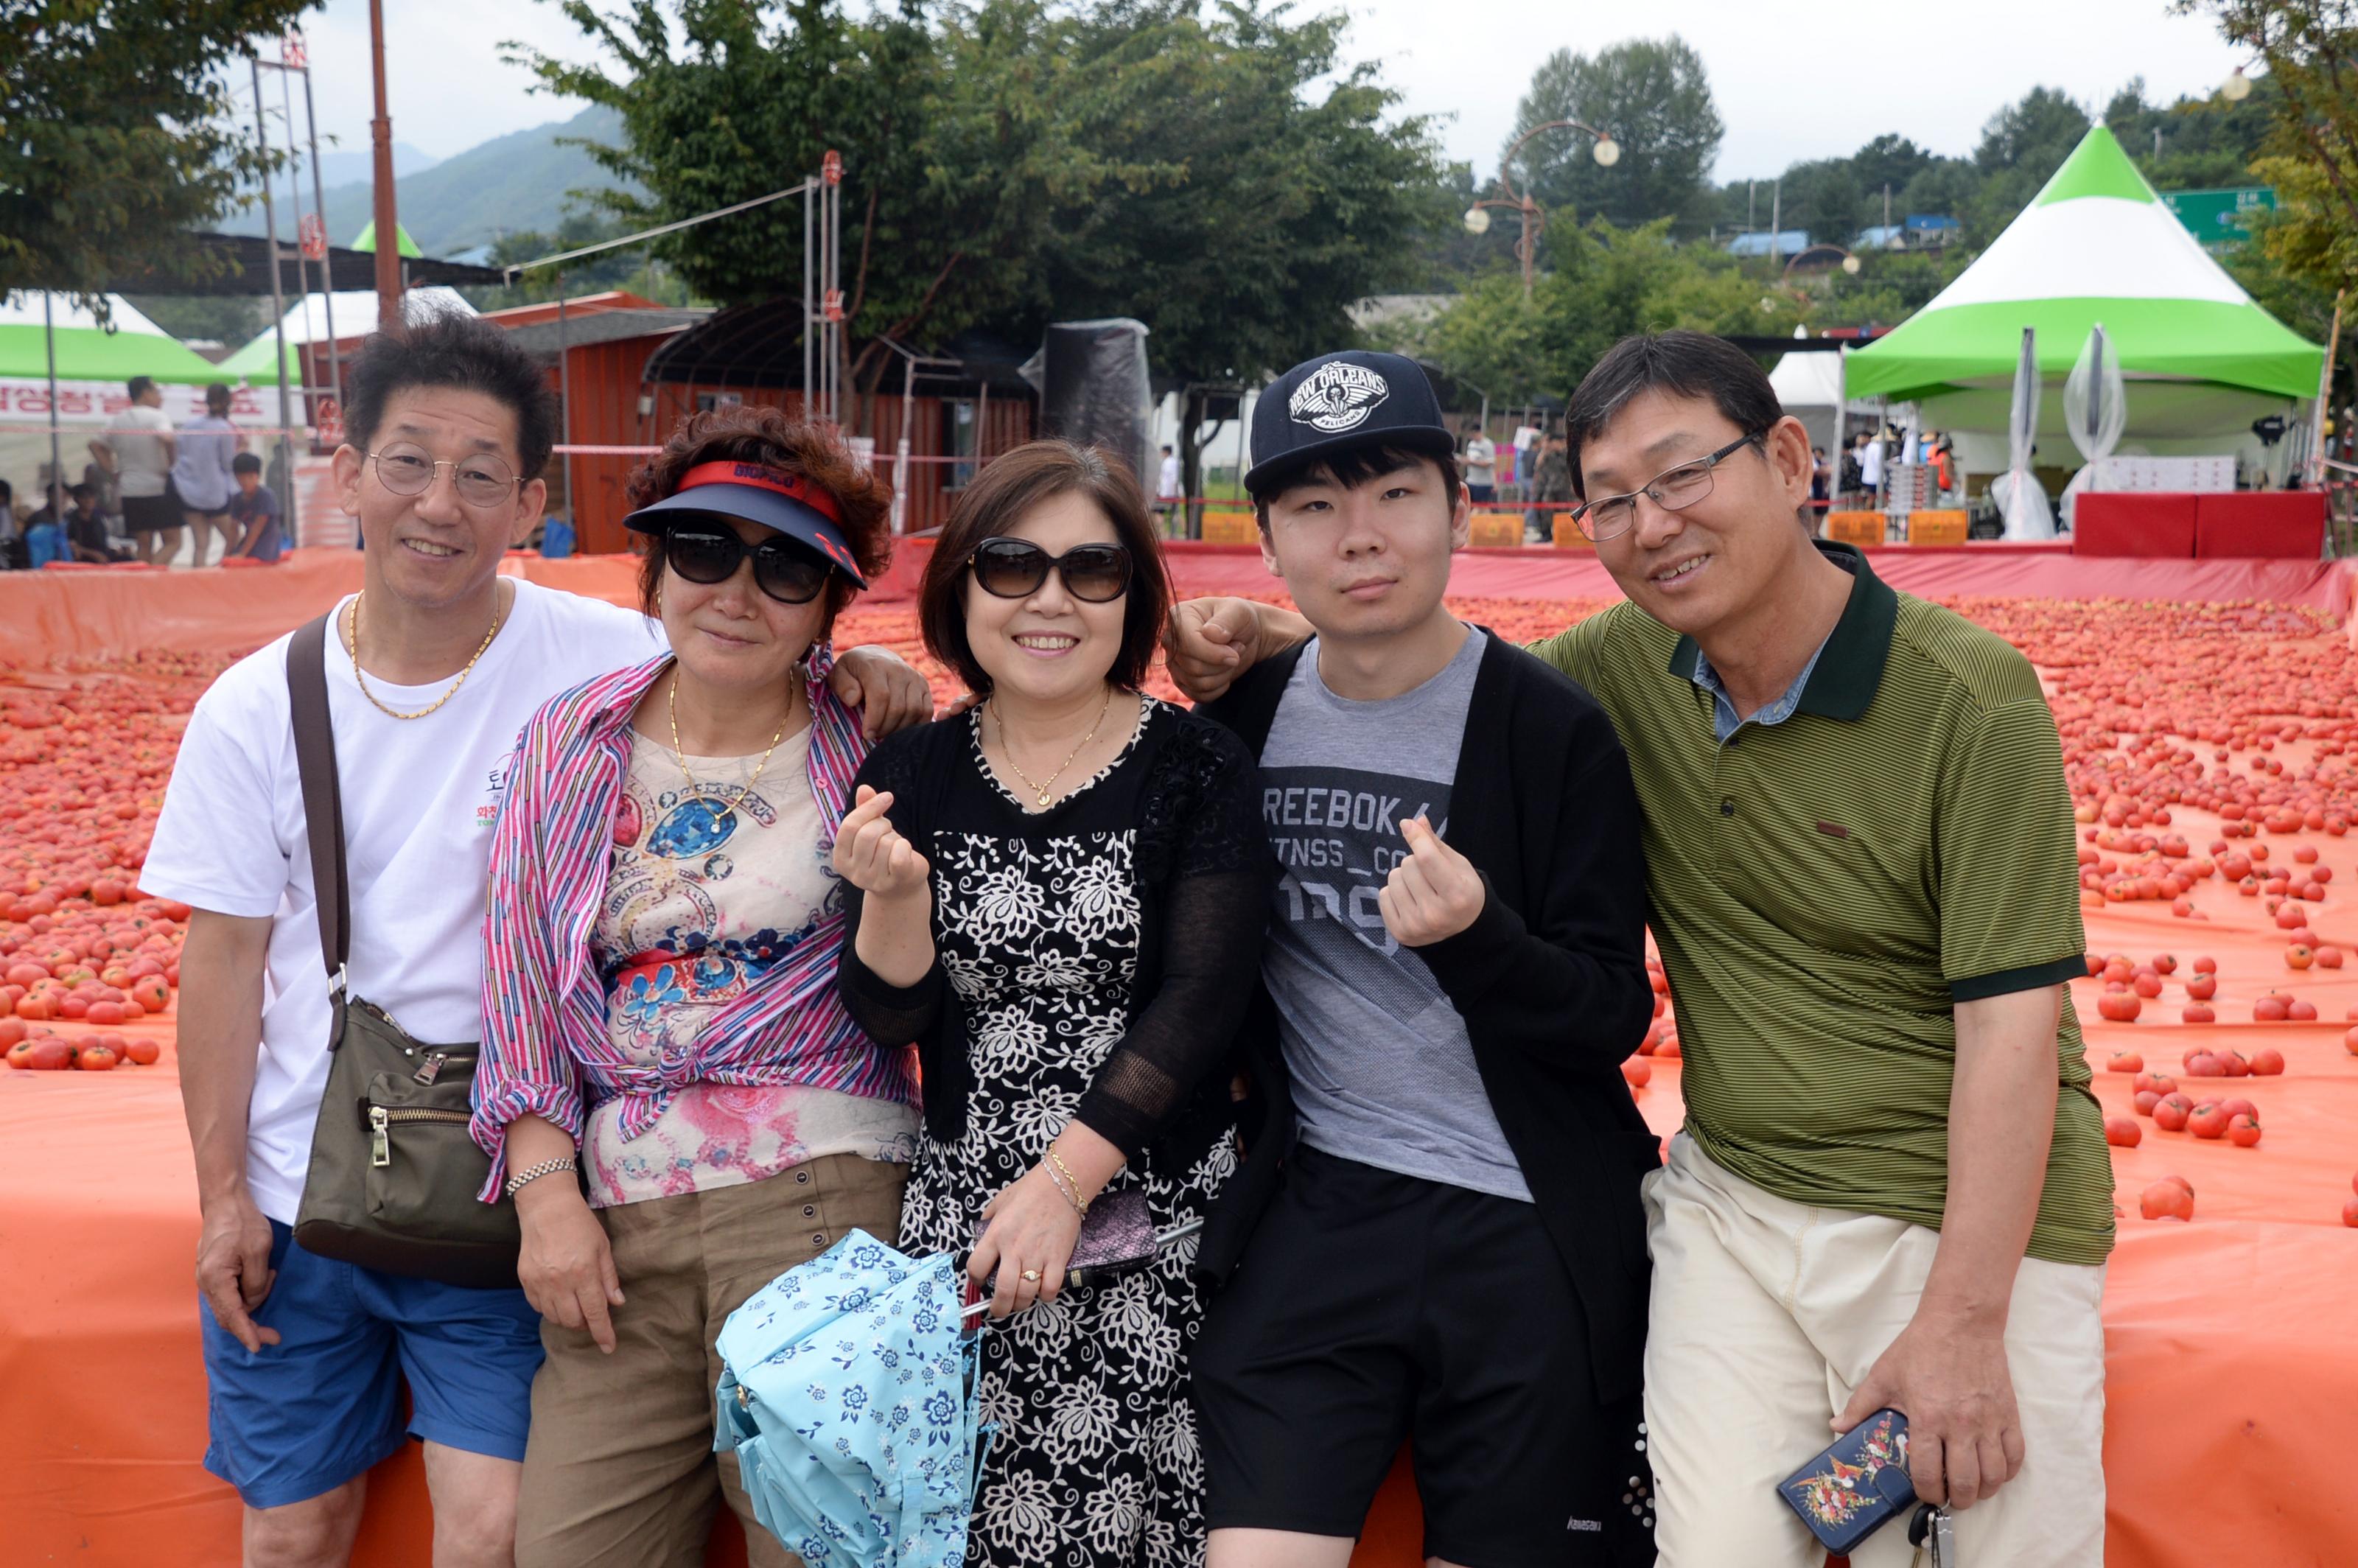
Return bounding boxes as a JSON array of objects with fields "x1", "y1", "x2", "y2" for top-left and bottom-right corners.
[
  {"x1": 823, "y1": 289, "x2": 846, "y2": 323},
  {"x1": 281, "y1": 29, "x2": 307, "y2": 68},
  {"x1": 822, "y1": 150, "x2": 844, "y2": 186},
  {"x1": 2160, "y1": 186, "x2": 2275, "y2": 251},
  {"x1": 298, "y1": 214, "x2": 328, "y2": 262}
]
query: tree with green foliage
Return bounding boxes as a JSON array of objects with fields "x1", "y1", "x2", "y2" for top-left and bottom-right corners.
[
  {"x1": 1030, "y1": 2, "x2": 1446, "y2": 513},
  {"x1": 517, "y1": 0, "x2": 1441, "y2": 475},
  {"x1": 2177, "y1": 0, "x2": 2358, "y2": 293},
  {"x1": 1503, "y1": 38, "x2": 1723, "y2": 239},
  {"x1": 1966, "y1": 85, "x2": 2093, "y2": 240},
  {"x1": 0, "y1": 1, "x2": 310, "y2": 308}
]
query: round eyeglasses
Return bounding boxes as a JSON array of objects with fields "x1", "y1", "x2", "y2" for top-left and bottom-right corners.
[
  {"x1": 1571, "y1": 432, "x2": 1764, "y2": 543},
  {"x1": 365, "y1": 444, "x2": 522, "y2": 508}
]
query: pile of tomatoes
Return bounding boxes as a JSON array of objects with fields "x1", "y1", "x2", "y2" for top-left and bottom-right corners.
[{"x1": 0, "y1": 653, "x2": 225, "y2": 1074}]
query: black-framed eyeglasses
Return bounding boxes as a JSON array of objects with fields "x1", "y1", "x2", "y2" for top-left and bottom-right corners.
[
  {"x1": 662, "y1": 525, "x2": 833, "y2": 605},
  {"x1": 365, "y1": 444, "x2": 521, "y2": 508},
  {"x1": 1571, "y1": 432, "x2": 1765, "y2": 542},
  {"x1": 967, "y1": 536, "x2": 1133, "y2": 603}
]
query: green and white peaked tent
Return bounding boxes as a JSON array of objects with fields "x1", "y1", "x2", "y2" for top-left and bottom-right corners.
[
  {"x1": 0, "y1": 292, "x2": 223, "y2": 385},
  {"x1": 348, "y1": 220, "x2": 424, "y2": 259},
  {"x1": 1846, "y1": 126, "x2": 2323, "y2": 463}
]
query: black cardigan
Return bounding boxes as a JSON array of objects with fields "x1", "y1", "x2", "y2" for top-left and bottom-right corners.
[
  {"x1": 1195, "y1": 631, "x2": 1661, "y2": 1404},
  {"x1": 836, "y1": 702, "x2": 1276, "y2": 1181}
]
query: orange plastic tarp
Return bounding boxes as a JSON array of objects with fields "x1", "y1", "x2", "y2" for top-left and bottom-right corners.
[
  {"x1": 10, "y1": 547, "x2": 2358, "y2": 666},
  {"x1": 4, "y1": 582, "x2": 2357, "y2": 1567}
]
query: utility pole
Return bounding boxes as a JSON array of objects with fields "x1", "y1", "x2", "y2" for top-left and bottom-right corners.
[
  {"x1": 1770, "y1": 180, "x2": 1782, "y2": 263},
  {"x1": 368, "y1": 0, "x2": 402, "y2": 327},
  {"x1": 251, "y1": 57, "x2": 295, "y2": 549},
  {"x1": 297, "y1": 41, "x2": 343, "y2": 448}
]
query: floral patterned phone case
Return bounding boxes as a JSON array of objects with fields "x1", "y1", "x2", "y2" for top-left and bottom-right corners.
[{"x1": 1776, "y1": 1408, "x2": 1919, "y2": 1553}]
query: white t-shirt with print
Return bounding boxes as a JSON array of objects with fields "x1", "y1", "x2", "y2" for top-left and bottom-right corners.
[
  {"x1": 108, "y1": 405, "x2": 175, "y2": 497},
  {"x1": 1463, "y1": 435, "x2": 1496, "y2": 486},
  {"x1": 141, "y1": 579, "x2": 662, "y2": 1224}
]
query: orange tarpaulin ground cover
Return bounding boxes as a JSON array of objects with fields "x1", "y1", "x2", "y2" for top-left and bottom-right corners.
[{"x1": 2, "y1": 559, "x2": 2356, "y2": 1567}]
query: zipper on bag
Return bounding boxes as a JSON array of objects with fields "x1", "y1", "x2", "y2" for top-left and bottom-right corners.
[{"x1": 364, "y1": 1102, "x2": 471, "y2": 1168}]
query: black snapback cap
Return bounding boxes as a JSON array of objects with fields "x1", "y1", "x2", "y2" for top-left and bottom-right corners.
[{"x1": 1245, "y1": 350, "x2": 1456, "y2": 495}]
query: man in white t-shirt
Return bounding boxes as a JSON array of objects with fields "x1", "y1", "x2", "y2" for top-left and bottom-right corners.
[
  {"x1": 1156, "y1": 443, "x2": 1183, "y2": 533},
  {"x1": 1462, "y1": 430, "x2": 1497, "y2": 503},
  {"x1": 141, "y1": 313, "x2": 933, "y2": 1567},
  {"x1": 108, "y1": 376, "x2": 179, "y2": 565}
]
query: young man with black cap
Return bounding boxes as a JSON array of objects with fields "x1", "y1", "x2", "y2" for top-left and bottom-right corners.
[{"x1": 1189, "y1": 351, "x2": 1659, "y2": 1568}]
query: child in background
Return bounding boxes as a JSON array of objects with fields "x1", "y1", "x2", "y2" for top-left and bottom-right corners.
[{"x1": 225, "y1": 452, "x2": 284, "y2": 563}]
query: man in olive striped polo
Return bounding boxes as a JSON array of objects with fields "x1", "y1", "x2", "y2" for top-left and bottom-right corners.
[{"x1": 1166, "y1": 330, "x2": 2113, "y2": 1567}]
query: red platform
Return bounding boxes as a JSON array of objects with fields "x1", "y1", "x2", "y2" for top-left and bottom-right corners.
[
  {"x1": 2075, "y1": 493, "x2": 2197, "y2": 559},
  {"x1": 2194, "y1": 491, "x2": 2326, "y2": 559}
]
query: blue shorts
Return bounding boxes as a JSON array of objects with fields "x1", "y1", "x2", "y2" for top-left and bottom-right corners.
[{"x1": 200, "y1": 1220, "x2": 542, "y2": 1509}]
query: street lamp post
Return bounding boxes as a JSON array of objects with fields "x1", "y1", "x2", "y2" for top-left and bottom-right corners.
[{"x1": 1463, "y1": 119, "x2": 1620, "y2": 298}]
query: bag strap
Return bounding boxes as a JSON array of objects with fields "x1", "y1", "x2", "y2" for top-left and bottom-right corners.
[{"x1": 285, "y1": 610, "x2": 351, "y2": 992}]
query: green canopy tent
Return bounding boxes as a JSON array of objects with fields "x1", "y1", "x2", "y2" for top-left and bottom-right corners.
[
  {"x1": 1844, "y1": 126, "x2": 2324, "y2": 475},
  {"x1": 2, "y1": 293, "x2": 232, "y2": 515}
]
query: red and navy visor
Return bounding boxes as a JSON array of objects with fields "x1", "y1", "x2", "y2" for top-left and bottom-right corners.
[{"x1": 623, "y1": 461, "x2": 867, "y2": 588}]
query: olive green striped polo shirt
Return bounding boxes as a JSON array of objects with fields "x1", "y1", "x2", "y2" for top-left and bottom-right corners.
[{"x1": 1529, "y1": 545, "x2": 2114, "y2": 1266}]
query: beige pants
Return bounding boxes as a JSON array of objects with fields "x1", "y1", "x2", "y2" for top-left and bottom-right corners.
[
  {"x1": 514, "y1": 1152, "x2": 908, "y2": 1568},
  {"x1": 1642, "y1": 1133, "x2": 2105, "y2": 1567}
]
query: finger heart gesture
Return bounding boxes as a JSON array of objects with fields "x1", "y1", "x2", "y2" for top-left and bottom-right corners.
[
  {"x1": 833, "y1": 785, "x2": 931, "y2": 900},
  {"x1": 1376, "y1": 816, "x2": 1485, "y2": 947}
]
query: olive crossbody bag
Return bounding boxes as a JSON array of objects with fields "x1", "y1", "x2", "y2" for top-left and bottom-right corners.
[{"x1": 284, "y1": 612, "x2": 522, "y2": 1289}]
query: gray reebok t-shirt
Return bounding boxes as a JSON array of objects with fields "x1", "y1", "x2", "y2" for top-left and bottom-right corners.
[{"x1": 1259, "y1": 627, "x2": 1530, "y2": 1201}]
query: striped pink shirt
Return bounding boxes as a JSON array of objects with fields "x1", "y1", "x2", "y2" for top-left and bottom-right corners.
[{"x1": 471, "y1": 645, "x2": 915, "y2": 1198}]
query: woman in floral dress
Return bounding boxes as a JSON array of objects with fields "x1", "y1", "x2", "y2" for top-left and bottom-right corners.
[{"x1": 836, "y1": 441, "x2": 1272, "y2": 1566}]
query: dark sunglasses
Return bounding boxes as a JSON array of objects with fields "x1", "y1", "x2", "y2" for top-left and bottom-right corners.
[
  {"x1": 662, "y1": 526, "x2": 832, "y2": 605},
  {"x1": 967, "y1": 536, "x2": 1133, "y2": 603}
]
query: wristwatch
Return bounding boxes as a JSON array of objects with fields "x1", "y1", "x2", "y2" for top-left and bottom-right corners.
[{"x1": 504, "y1": 1155, "x2": 578, "y2": 1198}]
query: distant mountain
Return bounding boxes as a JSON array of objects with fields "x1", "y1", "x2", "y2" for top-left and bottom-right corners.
[
  {"x1": 220, "y1": 105, "x2": 639, "y2": 259},
  {"x1": 307, "y1": 142, "x2": 441, "y2": 190}
]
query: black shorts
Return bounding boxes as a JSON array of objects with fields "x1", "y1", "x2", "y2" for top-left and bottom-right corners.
[
  {"x1": 1192, "y1": 1147, "x2": 1653, "y2": 1567},
  {"x1": 122, "y1": 491, "x2": 181, "y2": 533}
]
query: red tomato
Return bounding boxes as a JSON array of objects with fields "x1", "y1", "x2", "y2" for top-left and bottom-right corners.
[
  {"x1": 2248, "y1": 1046, "x2": 2286, "y2": 1076},
  {"x1": 2185, "y1": 973, "x2": 2218, "y2": 1001},
  {"x1": 2150, "y1": 953, "x2": 2177, "y2": 974},
  {"x1": 2096, "y1": 991, "x2": 2142, "y2": 1023},
  {"x1": 122, "y1": 1037, "x2": 160, "y2": 1066},
  {"x1": 2154, "y1": 1093, "x2": 2194, "y2": 1132},
  {"x1": 2191, "y1": 955, "x2": 2218, "y2": 974},
  {"x1": 2228, "y1": 1113, "x2": 2262, "y2": 1148},
  {"x1": 2103, "y1": 1116, "x2": 2142, "y2": 1148},
  {"x1": 74, "y1": 1043, "x2": 116, "y2": 1071},
  {"x1": 2189, "y1": 1102, "x2": 2231, "y2": 1140},
  {"x1": 4, "y1": 1039, "x2": 35, "y2": 1070},
  {"x1": 2105, "y1": 1051, "x2": 2144, "y2": 1073},
  {"x1": 2181, "y1": 1004, "x2": 2217, "y2": 1023},
  {"x1": 2287, "y1": 1001, "x2": 2319, "y2": 1023},
  {"x1": 1620, "y1": 1058, "x2": 1651, "y2": 1088},
  {"x1": 2344, "y1": 1197, "x2": 2358, "y2": 1228},
  {"x1": 2140, "y1": 1181, "x2": 2194, "y2": 1221},
  {"x1": 2133, "y1": 1089, "x2": 2163, "y2": 1116},
  {"x1": 2253, "y1": 996, "x2": 2292, "y2": 1023},
  {"x1": 26, "y1": 1038, "x2": 73, "y2": 1071},
  {"x1": 2317, "y1": 945, "x2": 2344, "y2": 968},
  {"x1": 2287, "y1": 943, "x2": 2315, "y2": 970}
]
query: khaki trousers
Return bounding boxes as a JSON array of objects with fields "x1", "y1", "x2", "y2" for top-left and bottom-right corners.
[
  {"x1": 1642, "y1": 1133, "x2": 2106, "y2": 1567},
  {"x1": 514, "y1": 1152, "x2": 907, "y2": 1568}
]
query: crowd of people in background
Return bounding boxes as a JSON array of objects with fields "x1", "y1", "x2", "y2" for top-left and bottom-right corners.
[{"x1": 1, "y1": 377, "x2": 284, "y2": 570}]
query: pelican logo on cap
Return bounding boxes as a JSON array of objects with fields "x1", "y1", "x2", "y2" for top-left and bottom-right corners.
[{"x1": 1289, "y1": 360, "x2": 1391, "y2": 433}]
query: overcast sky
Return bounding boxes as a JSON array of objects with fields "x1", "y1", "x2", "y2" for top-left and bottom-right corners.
[{"x1": 270, "y1": 0, "x2": 2249, "y2": 182}]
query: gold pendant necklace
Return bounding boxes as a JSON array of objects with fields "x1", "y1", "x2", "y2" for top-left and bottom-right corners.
[
  {"x1": 993, "y1": 687, "x2": 1116, "y2": 808},
  {"x1": 668, "y1": 665, "x2": 791, "y2": 829},
  {"x1": 347, "y1": 590, "x2": 502, "y2": 721}
]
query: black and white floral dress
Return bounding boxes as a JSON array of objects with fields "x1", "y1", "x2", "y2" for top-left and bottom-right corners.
[{"x1": 838, "y1": 696, "x2": 1273, "y2": 1568}]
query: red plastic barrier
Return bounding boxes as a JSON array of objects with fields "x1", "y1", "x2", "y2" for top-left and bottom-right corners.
[
  {"x1": 2074, "y1": 493, "x2": 2198, "y2": 559},
  {"x1": 2194, "y1": 491, "x2": 2326, "y2": 559}
]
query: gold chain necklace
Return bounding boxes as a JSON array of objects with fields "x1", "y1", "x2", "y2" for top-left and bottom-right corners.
[
  {"x1": 668, "y1": 666, "x2": 791, "y2": 826},
  {"x1": 991, "y1": 687, "x2": 1116, "y2": 808},
  {"x1": 346, "y1": 590, "x2": 502, "y2": 721}
]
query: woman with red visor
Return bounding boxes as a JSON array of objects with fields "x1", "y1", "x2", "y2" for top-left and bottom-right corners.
[{"x1": 472, "y1": 405, "x2": 920, "y2": 1567}]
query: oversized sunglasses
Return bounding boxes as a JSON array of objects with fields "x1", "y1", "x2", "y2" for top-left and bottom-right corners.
[
  {"x1": 662, "y1": 525, "x2": 833, "y2": 605},
  {"x1": 967, "y1": 537, "x2": 1133, "y2": 603}
]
